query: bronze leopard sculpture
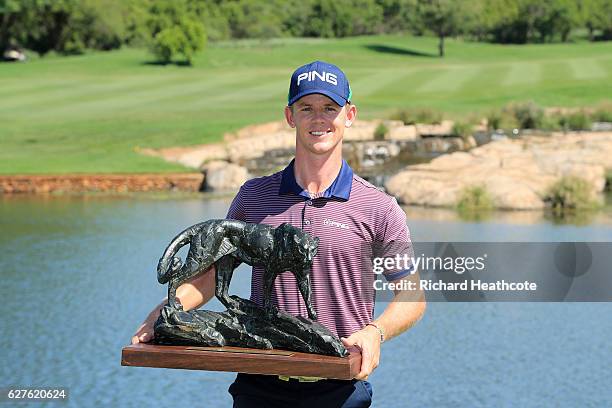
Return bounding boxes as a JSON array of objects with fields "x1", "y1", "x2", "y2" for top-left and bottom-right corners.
[{"x1": 157, "y1": 219, "x2": 319, "y2": 320}]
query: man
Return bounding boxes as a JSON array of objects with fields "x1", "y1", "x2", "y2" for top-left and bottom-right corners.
[{"x1": 133, "y1": 61, "x2": 425, "y2": 407}]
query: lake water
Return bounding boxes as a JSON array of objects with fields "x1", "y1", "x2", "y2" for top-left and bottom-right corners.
[{"x1": 1, "y1": 193, "x2": 611, "y2": 407}]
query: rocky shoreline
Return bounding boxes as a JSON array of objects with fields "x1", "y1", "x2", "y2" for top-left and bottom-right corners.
[
  {"x1": 140, "y1": 119, "x2": 474, "y2": 192},
  {"x1": 386, "y1": 132, "x2": 612, "y2": 210},
  {"x1": 0, "y1": 173, "x2": 204, "y2": 194}
]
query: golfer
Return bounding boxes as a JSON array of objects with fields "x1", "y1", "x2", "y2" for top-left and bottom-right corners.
[{"x1": 133, "y1": 61, "x2": 426, "y2": 407}]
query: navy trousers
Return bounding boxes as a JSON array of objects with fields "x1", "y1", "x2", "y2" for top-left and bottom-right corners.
[{"x1": 229, "y1": 373, "x2": 373, "y2": 408}]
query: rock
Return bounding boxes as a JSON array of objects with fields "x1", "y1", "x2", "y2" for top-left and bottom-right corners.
[
  {"x1": 224, "y1": 121, "x2": 292, "y2": 142},
  {"x1": 592, "y1": 122, "x2": 612, "y2": 132},
  {"x1": 201, "y1": 161, "x2": 250, "y2": 191},
  {"x1": 344, "y1": 121, "x2": 378, "y2": 141},
  {"x1": 464, "y1": 135, "x2": 478, "y2": 149},
  {"x1": 226, "y1": 130, "x2": 295, "y2": 163},
  {"x1": 429, "y1": 151, "x2": 474, "y2": 170},
  {"x1": 386, "y1": 132, "x2": 612, "y2": 210},
  {"x1": 388, "y1": 125, "x2": 418, "y2": 141},
  {"x1": 416, "y1": 120, "x2": 454, "y2": 136},
  {"x1": 177, "y1": 144, "x2": 229, "y2": 168},
  {"x1": 483, "y1": 177, "x2": 545, "y2": 210}
]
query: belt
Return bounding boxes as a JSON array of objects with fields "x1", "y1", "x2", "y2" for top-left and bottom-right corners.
[{"x1": 277, "y1": 375, "x2": 323, "y2": 382}]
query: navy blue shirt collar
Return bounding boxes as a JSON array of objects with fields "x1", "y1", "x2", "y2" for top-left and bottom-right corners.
[{"x1": 279, "y1": 159, "x2": 353, "y2": 200}]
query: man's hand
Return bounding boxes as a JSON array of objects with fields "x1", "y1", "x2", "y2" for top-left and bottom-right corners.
[
  {"x1": 131, "y1": 309, "x2": 161, "y2": 344},
  {"x1": 341, "y1": 325, "x2": 381, "y2": 380}
]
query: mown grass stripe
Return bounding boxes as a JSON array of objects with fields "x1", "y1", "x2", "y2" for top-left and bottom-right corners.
[
  {"x1": 0, "y1": 74, "x2": 192, "y2": 111},
  {"x1": 416, "y1": 66, "x2": 482, "y2": 93},
  {"x1": 22, "y1": 71, "x2": 273, "y2": 119},
  {"x1": 459, "y1": 64, "x2": 512, "y2": 95},
  {"x1": 502, "y1": 62, "x2": 541, "y2": 86},
  {"x1": 367, "y1": 68, "x2": 442, "y2": 102},
  {"x1": 350, "y1": 68, "x2": 417, "y2": 97},
  {"x1": 568, "y1": 58, "x2": 607, "y2": 80}
]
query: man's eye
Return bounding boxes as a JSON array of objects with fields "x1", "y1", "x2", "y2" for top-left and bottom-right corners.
[{"x1": 326, "y1": 107, "x2": 337, "y2": 112}]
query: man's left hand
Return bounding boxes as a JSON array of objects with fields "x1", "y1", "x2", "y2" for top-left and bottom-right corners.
[{"x1": 341, "y1": 325, "x2": 381, "y2": 380}]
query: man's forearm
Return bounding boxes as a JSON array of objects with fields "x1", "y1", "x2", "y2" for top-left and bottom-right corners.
[
  {"x1": 373, "y1": 275, "x2": 426, "y2": 342},
  {"x1": 175, "y1": 266, "x2": 216, "y2": 311}
]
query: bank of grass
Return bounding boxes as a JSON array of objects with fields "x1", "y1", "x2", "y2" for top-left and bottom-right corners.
[
  {"x1": 456, "y1": 185, "x2": 495, "y2": 212},
  {"x1": 544, "y1": 176, "x2": 600, "y2": 211},
  {"x1": 1, "y1": 35, "x2": 611, "y2": 174}
]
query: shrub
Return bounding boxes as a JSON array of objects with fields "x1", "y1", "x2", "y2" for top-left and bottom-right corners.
[
  {"x1": 544, "y1": 176, "x2": 597, "y2": 211},
  {"x1": 148, "y1": 0, "x2": 206, "y2": 65},
  {"x1": 391, "y1": 108, "x2": 443, "y2": 125},
  {"x1": 451, "y1": 121, "x2": 473, "y2": 141},
  {"x1": 508, "y1": 101, "x2": 544, "y2": 129},
  {"x1": 487, "y1": 109, "x2": 519, "y2": 131},
  {"x1": 374, "y1": 123, "x2": 388, "y2": 140},
  {"x1": 591, "y1": 102, "x2": 612, "y2": 123},
  {"x1": 558, "y1": 110, "x2": 592, "y2": 131},
  {"x1": 540, "y1": 114, "x2": 563, "y2": 131},
  {"x1": 606, "y1": 170, "x2": 612, "y2": 192},
  {"x1": 456, "y1": 185, "x2": 494, "y2": 212}
]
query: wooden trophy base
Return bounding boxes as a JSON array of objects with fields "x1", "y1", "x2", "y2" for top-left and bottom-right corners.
[{"x1": 122, "y1": 343, "x2": 361, "y2": 380}]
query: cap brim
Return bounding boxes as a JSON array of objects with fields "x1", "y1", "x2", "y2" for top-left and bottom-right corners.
[{"x1": 288, "y1": 89, "x2": 346, "y2": 107}]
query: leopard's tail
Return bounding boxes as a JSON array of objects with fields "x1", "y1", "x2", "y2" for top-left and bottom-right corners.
[{"x1": 156, "y1": 222, "x2": 210, "y2": 284}]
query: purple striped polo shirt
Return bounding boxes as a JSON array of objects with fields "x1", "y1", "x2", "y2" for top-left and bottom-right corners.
[{"x1": 226, "y1": 159, "x2": 413, "y2": 338}]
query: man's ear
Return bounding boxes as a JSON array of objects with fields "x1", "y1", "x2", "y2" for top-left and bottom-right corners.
[
  {"x1": 344, "y1": 104, "x2": 357, "y2": 128},
  {"x1": 285, "y1": 106, "x2": 296, "y2": 128}
]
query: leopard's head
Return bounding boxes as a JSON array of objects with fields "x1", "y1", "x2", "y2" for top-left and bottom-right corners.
[
  {"x1": 277, "y1": 223, "x2": 319, "y2": 266},
  {"x1": 292, "y1": 230, "x2": 319, "y2": 265}
]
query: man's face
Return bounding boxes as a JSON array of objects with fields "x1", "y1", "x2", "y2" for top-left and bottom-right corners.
[{"x1": 284, "y1": 93, "x2": 357, "y2": 157}]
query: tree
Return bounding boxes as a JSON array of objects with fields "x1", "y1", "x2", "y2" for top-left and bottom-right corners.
[
  {"x1": 531, "y1": 0, "x2": 579, "y2": 42},
  {"x1": 147, "y1": 0, "x2": 206, "y2": 65},
  {"x1": 580, "y1": 0, "x2": 612, "y2": 40},
  {"x1": 416, "y1": 0, "x2": 469, "y2": 57},
  {"x1": 375, "y1": 0, "x2": 420, "y2": 33},
  {"x1": 1, "y1": 0, "x2": 131, "y2": 55}
]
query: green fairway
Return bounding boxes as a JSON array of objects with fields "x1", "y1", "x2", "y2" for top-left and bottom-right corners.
[{"x1": 1, "y1": 35, "x2": 611, "y2": 174}]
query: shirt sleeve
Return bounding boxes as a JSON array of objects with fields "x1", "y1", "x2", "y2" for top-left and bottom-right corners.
[
  {"x1": 226, "y1": 185, "x2": 247, "y2": 222},
  {"x1": 375, "y1": 197, "x2": 415, "y2": 282}
]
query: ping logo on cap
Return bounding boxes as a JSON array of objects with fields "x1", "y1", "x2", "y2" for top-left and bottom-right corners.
[
  {"x1": 296, "y1": 71, "x2": 338, "y2": 86},
  {"x1": 288, "y1": 60, "x2": 351, "y2": 106}
]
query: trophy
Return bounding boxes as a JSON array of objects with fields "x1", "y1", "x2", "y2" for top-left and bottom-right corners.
[{"x1": 122, "y1": 220, "x2": 360, "y2": 379}]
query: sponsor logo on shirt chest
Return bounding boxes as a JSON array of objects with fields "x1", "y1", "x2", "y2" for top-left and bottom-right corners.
[{"x1": 323, "y1": 218, "x2": 350, "y2": 230}]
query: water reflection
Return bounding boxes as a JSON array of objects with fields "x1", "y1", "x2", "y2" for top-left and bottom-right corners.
[{"x1": 1, "y1": 193, "x2": 611, "y2": 407}]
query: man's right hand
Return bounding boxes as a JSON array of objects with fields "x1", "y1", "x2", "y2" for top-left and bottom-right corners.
[
  {"x1": 131, "y1": 313, "x2": 158, "y2": 344},
  {"x1": 130, "y1": 267, "x2": 215, "y2": 345}
]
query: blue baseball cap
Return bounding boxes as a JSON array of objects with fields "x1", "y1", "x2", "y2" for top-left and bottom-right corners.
[{"x1": 288, "y1": 61, "x2": 352, "y2": 107}]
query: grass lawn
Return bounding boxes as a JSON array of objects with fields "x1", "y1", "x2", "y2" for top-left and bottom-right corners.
[{"x1": 1, "y1": 35, "x2": 611, "y2": 174}]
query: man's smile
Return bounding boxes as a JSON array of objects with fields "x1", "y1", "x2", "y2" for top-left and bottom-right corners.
[{"x1": 309, "y1": 130, "x2": 333, "y2": 136}]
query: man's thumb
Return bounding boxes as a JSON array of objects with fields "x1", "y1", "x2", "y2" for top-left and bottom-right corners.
[{"x1": 341, "y1": 336, "x2": 355, "y2": 348}]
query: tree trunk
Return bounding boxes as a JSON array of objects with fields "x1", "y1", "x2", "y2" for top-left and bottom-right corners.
[
  {"x1": 438, "y1": 35, "x2": 445, "y2": 58},
  {"x1": 561, "y1": 27, "x2": 570, "y2": 43}
]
